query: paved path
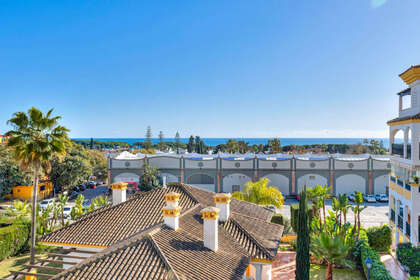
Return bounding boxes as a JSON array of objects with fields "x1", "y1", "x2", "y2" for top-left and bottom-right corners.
[
  {"x1": 272, "y1": 251, "x2": 296, "y2": 280},
  {"x1": 380, "y1": 253, "x2": 409, "y2": 280},
  {"x1": 279, "y1": 199, "x2": 389, "y2": 228}
]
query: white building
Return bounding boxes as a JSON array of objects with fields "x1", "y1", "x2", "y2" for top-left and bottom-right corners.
[{"x1": 388, "y1": 65, "x2": 420, "y2": 247}]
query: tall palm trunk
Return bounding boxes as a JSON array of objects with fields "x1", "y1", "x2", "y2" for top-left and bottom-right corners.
[
  {"x1": 30, "y1": 164, "x2": 39, "y2": 264},
  {"x1": 326, "y1": 262, "x2": 333, "y2": 280},
  {"x1": 356, "y1": 211, "x2": 361, "y2": 240}
]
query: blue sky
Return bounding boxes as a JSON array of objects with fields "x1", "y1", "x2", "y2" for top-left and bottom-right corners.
[{"x1": 1, "y1": 0, "x2": 419, "y2": 138}]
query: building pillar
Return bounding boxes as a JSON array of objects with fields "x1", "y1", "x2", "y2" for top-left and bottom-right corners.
[
  {"x1": 253, "y1": 169, "x2": 259, "y2": 182},
  {"x1": 329, "y1": 170, "x2": 334, "y2": 193},
  {"x1": 368, "y1": 171, "x2": 373, "y2": 194},
  {"x1": 255, "y1": 263, "x2": 262, "y2": 280},
  {"x1": 404, "y1": 127, "x2": 409, "y2": 158},
  {"x1": 291, "y1": 171, "x2": 296, "y2": 194},
  {"x1": 264, "y1": 264, "x2": 272, "y2": 280},
  {"x1": 217, "y1": 170, "x2": 221, "y2": 193},
  {"x1": 180, "y1": 169, "x2": 184, "y2": 184}
]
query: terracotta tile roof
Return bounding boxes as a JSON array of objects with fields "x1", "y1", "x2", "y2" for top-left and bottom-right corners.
[
  {"x1": 387, "y1": 112, "x2": 420, "y2": 125},
  {"x1": 46, "y1": 183, "x2": 283, "y2": 280},
  {"x1": 41, "y1": 185, "x2": 197, "y2": 247}
]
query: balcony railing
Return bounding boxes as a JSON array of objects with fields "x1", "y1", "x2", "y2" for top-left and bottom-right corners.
[
  {"x1": 405, "y1": 183, "x2": 411, "y2": 191},
  {"x1": 398, "y1": 215, "x2": 404, "y2": 230},
  {"x1": 391, "y1": 209, "x2": 395, "y2": 222},
  {"x1": 397, "y1": 179, "x2": 404, "y2": 187},
  {"x1": 406, "y1": 222, "x2": 410, "y2": 237},
  {"x1": 391, "y1": 176, "x2": 396, "y2": 183}
]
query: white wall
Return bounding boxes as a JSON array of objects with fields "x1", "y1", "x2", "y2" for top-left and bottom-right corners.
[
  {"x1": 374, "y1": 174, "x2": 388, "y2": 194},
  {"x1": 160, "y1": 173, "x2": 179, "y2": 183},
  {"x1": 221, "y1": 160, "x2": 253, "y2": 169},
  {"x1": 223, "y1": 173, "x2": 252, "y2": 193},
  {"x1": 262, "y1": 174, "x2": 289, "y2": 195},
  {"x1": 148, "y1": 157, "x2": 180, "y2": 169},
  {"x1": 114, "y1": 172, "x2": 140, "y2": 183},
  {"x1": 297, "y1": 174, "x2": 327, "y2": 193},
  {"x1": 335, "y1": 174, "x2": 365, "y2": 195},
  {"x1": 111, "y1": 159, "x2": 143, "y2": 169}
]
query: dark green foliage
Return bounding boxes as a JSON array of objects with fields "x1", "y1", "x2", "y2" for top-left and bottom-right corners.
[
  {"x1": 0, "y1": 221, "x2": 31, "y2": 261},
  {"x1": 74, "y1": 139, "x2": 130, "y2": 149},
  {"x1": 0, "y1": 157, "x2": 31, "y2": 199},
  {"x1": 296, "y1": 190, "x2": 310, "y2": 280},
  {"x1": 359, "y1": 239, "x2": 394, "y2": 280},
  {"x1": 366, "y1": 225, "x2": 392, "y2": 252},
  {"x1": 290, "y1": 203, "x2": 313, "y2": 233},
  {"x1": 271, "y1": 213, "x2": 284, "y2": 225},
  {"x1": 397, "y1": 243, "x2": 420, "y2": 276},
  {"x1": 271, "y1": 214, "x2": 292, "y2": 234},
  {"x1": 187, "y1": 136, "x2": 195, "y2": 153}
]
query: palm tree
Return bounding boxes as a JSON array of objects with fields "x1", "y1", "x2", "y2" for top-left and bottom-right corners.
[
  {"x1": 70, "y1": 194, "x2": 84, "y2": 220},
  {"x1": 6, "y1": 107, "x2": 70, "y2": 264},
  {"x1": 93, "y1": 195, "x2": 109, "y2": 208},
  {"x1": 7, "y1": 200, "x2": 31, "y2": 221},
  {"x1": 307, "y1": 185, "x2": 331, "y2": 228},
  {"x1": 232, "y1": 178, "x2": 284, "y2": 208},
  {"x1": 310, "y1": 232, "x2": 352, "y2": 280},
  {"x1": 57, "y1": 194, "x2": 68, "y2": 227},
  {"x1": 351, "y1": 191, "x2": 366, "y2": 240}
]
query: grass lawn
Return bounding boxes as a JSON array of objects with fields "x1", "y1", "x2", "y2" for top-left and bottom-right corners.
[
  {"x1": 0, "y1": 249, "x2": 62, "y2": 280},
  {"x1": 310, "y1": 264, "x2": 364, "y2": 280}
]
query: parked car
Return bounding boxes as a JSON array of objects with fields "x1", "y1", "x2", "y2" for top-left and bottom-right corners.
[
  {"x1": 82, "y1": 199, "x2": 91, "y2": 209},
  {"x1": 363, "y1": 194, "x2": 376, "y2": 203},
  {"x1": 72, "y1": 185, "x2": 80, "y2": 193},
  {"x1": 78, "y1": 184, "x2": 86, "y2": 192},
  {"x1": 87, "y1": 181, "x2": 97, "y2": 189},
  {"x1": 40, "y1": 199, "x2": 54, "y2": 210},
  {"x1": 375, "y1": 194, "x2": 389, "y2": 202},
  {"x1": 69, "y1": 191, "x2": 79, "y2": 200},
  {"x1": 63, "y1": 206, "x2": 72, "y2": 218},
  {"x1": 347, "y1": 193, "x2": 355, "y2": 202}
]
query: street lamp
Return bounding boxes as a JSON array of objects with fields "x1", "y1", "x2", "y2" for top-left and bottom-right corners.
[{"x1": 365, "y1": 257, "x2": 373, "y2": 280}]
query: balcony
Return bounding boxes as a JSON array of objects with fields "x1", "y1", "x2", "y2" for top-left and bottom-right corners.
[
  {"x1": 398, "y1": 215, "x2": 404, "y2": 230},
  {"x1": 406, "y1": 222, "x2": 410, "y2": 237}
]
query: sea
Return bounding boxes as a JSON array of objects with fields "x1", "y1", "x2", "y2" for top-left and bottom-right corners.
[{"x1": 73, "y1": 138, "x2": 395, "y2": 149}]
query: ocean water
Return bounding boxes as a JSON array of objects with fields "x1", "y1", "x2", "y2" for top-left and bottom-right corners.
[{"x1": 73, "y1": 138, "x2": 393, "y2": 149}]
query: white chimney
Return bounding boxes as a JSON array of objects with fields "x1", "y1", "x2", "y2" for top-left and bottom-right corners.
[
  {"x1": 201, "y1": 206, "x2": 220, "y2": 251},
  {"x1": 111, "y1": 182, "x2": 127, "y2": 205},
  {"x1": 162, "y1": 192, "x2": 181, "y2": 230},
  {"x1": 214, "y1": 193, "x2": 231, "y2": 222}
]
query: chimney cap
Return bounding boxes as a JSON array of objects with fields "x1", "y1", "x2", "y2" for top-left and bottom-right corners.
[
  {"x1": 165, "y1": 192, "x2": 181, "y2": 202},
  {"x1": 214, "y1": 193, "x2": 231, "y2": 204},
  {"x1": 111, "y1": 182, "x2": 128, "y2": 190},
  {"x1": 162, "y1": 205, "x2": 181, "y2": 217},
  {"x1": 201, "y1": 206, "x2": 220, "y2": 220}
]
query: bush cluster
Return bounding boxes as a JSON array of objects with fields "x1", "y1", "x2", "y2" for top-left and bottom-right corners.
[
  {"x1": 290, "y1": 204, "x2": 313, "y2": 232},
  {"x1": 366, "y1": 225, "x2": 392, "y2": 252},
  {"x1": 359, "y1": 239, "x2": 394, "y2": 280},
  {"x1": 397, "y1": 243, "x2": 420, "y2": 276},
  {"x1": 271, "y1": 213, "x2": 293, "y2": 234},
  {"x1": 0, "y1": 221, "x2": 30, "y2": 261}
]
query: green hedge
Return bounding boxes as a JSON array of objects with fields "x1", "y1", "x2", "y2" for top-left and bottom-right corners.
[
  {"x1": 366, "y1": 225, "x2": 392, "y2": 252},
  {"x1": 0, "y1": 221, "x2": 30, "y2": 261},
  {"x1": 271, "y1": 213, "x2": 284, "y2": 225},
  {"x1": 290, "y1": 204, "x2": 313, "y2": 232},
  {"x1": 360, "y1": 239, "x2": 394, "y2": 280},
  {"x1": 397, "y1": 243, "x2": 420, "y2": 276},
  {"x1": 408, "y1": 277, "x2": 420, "y2": 280}
]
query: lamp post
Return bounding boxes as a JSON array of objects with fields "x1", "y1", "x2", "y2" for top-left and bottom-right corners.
[{"x1": 365, "y1": 256, "x2": 373, "y2": 280}]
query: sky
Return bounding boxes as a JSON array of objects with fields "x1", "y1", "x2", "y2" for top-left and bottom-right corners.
[{"x1": 1, "y1": 0, "x2": 420, "y2": 139}]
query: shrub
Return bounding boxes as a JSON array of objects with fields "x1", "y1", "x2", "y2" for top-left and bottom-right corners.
[
  {"x1": 0, "y1": 221, "x2": 30, "y2": 261},
  {"x1": 367, "y1": 225, "x2": 392, "y2": 252},
  {"x1": 397, "y1": 243, "x2": 420, "y2": 276},
  {"x1": 290, "y1": 203, "x2": 313, "y2": 232},
  {"x1": 359, "y1": 239, "x2": 394, "y2": 280},
  {"x1": 408, "y1": 277, "x2": 420, "y2": 280},
  {"x1": 271, "y1": 214, "x2": 293, "y2": 234}
]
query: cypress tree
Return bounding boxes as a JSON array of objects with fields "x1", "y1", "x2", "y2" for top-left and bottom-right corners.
[{"x1": 295, "y1": 188, "x2": 310, "y2": 280}]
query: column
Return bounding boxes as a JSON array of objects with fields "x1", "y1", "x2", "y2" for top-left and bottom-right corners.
[
  {"x1": 399, "y1": 95, "x2": 403, "y2": 112},
  {"x1": 180, "y1": 156, "x2": 184, "y2": 183},
  {"x1": 291, "y1": 171, "x2": 296, "y2": 194},
  {"x1": 217, "y1": 170, "x2": 221, "y2": 193},
  {"x1": 368, "y1": 171, "x2": 373, "y2": 194},
  {"x1": 255, "y1": 263, "x2": 262, "y2": 280},
  {"x1": 404, "y1": 127, "x2": 409, "y2": 159},
  {"x1": 264, "y1": 264, "x2": 272, "y2": 280},
  {"x1": 389, "y1": 129, "x2": 394, "y2": 155}
]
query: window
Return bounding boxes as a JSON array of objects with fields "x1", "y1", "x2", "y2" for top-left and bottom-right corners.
[
  {"x1": 40, "y1": 185, "x2": 45, "y2": 191},
  {"x1": 232, "y1": 185, "x2": 240, "y2": 192}
]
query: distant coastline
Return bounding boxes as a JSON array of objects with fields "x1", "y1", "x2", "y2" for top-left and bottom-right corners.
[{"x1": 73, "y1": 138, "x2": 394, "y2": 149}]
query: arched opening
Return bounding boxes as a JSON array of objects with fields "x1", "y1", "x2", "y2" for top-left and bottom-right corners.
[
  {"x1": 374, "y1": 174, "x2": 389, "y2": 194},
  {"x1": 187, "y1": 174, "x2": 215, "y2": 192},
  {"x1": 391, "y1": 129, "x2": 404, "y2": 158},
  {"x1": 335, "y1": 174, "x2": 365, "y2": 195},
  {"x1": 297, "y1": 174, "x2": 327, "y2": 193},
  {"x1": 262, "y1": 174, "x2": 289, "y2": 196},
  {"x1": 160, "y1": 173, "x2": 179, "y2": 184},
  {"x1": 222, "y1": 173, "x2": 252, "y2": 193}
]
